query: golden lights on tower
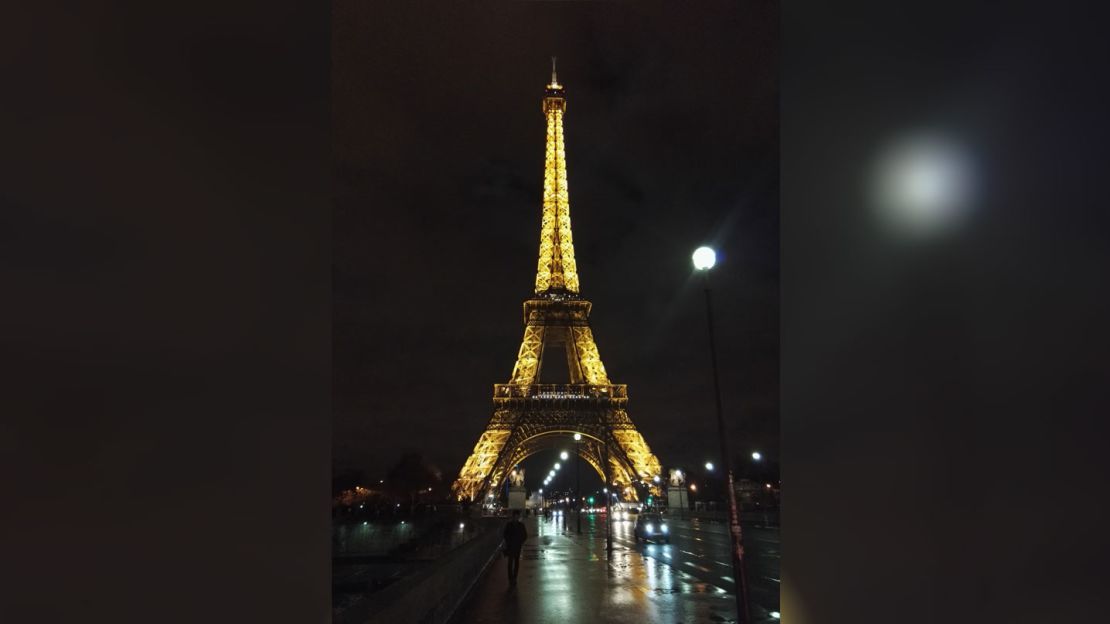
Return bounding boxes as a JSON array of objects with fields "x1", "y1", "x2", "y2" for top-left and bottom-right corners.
[
  {"x1": 451, "y1": 64, "x2": 661, "y2": 504},
  {"x1": 535, "y1": 57, "x2": 579, "y2": 296}
]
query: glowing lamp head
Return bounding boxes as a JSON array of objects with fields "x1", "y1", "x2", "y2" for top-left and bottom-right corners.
[
  {"x1": 872, "y1": 134, "x2": 974, "y2": 237},
  {"x1": 573, "y1": 433, "x2": 582, "y2": 441},
  {"x1": 692, "y1": 246, "x2": 717, "y2": 270},
  {"x1": 705, "y1": 462, "x2": 714, "y2": 471},
  {"x1": 752, "y1": 451, "x2": 762, "y2": 461},
  {"x1": 560, "y1": 451, "x2": 569, "y2": 460}
]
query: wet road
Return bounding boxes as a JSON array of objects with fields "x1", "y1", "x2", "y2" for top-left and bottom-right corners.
[{"x1": 451, "y1": 512, "x2": 780, "y2": 624}]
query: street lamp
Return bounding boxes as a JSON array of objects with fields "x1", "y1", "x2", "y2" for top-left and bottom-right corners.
[
  {"x1": 693, "y1": 245, "x2": 751, "y2": 623},
  {"x1": 752, "y1": 451, "x2": 762, "y2": 461},
  {"x1": 573, "y1": 433, "x2": 583, "y2": 534},
  {"x1": 560, "y1": 451, "x2": 569, "y2": 460},
  {"x1": 705, "y1": 462, "x2": 714, "y2": 471},
  {"x1": 692, "y1": 246, "x2": 717, "y2": 270}
]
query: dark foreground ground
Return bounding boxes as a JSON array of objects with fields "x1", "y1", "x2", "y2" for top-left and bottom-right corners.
[{"x1": 451, "y1": 512, "x2": 780, "y2": 624}]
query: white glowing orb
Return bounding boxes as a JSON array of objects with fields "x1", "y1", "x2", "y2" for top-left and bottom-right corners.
[
  {"x1": 573, "y1": 433, "x2": 582, "y2": 441},
  {"x1": 752, "y1": 451, "x2": 762, "y2": 461},
  {"x1": 560, "y1": 451, "x2": 569, "y2": 460},
  {"x1": 692, "y1": 246, "x2": 717, "y2": 270},
  {"x1": 873, "y1": 134, "x2": 974, "y2": 236},
  {"x1": 705, "y1": 462, "x2": 714, "y2": 471}
]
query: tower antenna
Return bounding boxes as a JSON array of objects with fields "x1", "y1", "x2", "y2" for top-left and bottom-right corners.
[{"x1": 551, "y1": 56, "x2": 558, "y2": 85}]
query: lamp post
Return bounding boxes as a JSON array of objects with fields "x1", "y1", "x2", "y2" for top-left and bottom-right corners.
[
  {"x1": 574, "y1": 433, "x2": 583, "y2": 534},
  {"x1": 692, "y1": 245, "x2": 751, "y2": 624},
  {"x1": 705, "y1": 461, "x2": 719, "y2": 512},
  {"x1": 604, "y1": 439, "x2": 613, "y2": 555}
]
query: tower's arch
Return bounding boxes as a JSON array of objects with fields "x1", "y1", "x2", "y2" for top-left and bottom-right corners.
[{"x1": 502, "y1": 431, "x2": 634, "y2": 486}]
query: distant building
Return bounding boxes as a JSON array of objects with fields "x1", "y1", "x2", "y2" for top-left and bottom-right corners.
[
  {"x1": 734, "y1": 479, "x2": 779, "y2": 509},
  {"x1": 526, "y1": 492, "x2": 542, "y2": 509},
  {"x1": 334, "y1": 485, "x2": 382, "y2": 508}
]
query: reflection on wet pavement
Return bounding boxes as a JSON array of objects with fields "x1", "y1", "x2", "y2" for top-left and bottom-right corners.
[{"x1": 451, "y1": 513, "x2": 780, "y2": 623}]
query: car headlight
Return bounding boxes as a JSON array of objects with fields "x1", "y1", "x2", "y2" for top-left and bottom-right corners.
[
  {"x1": 645, "y1": 523, "x2": 654, "y2": 533},
  {"x1": 661, "y1": 524, "x2": 668, "y2": 533}
]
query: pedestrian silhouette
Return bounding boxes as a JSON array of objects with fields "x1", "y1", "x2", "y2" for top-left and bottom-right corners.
[{"x1": 502, "y1": 509, "x2": 527, "y2": 586}]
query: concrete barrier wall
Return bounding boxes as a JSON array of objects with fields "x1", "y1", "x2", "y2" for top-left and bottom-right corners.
[{"x1": 340, "y1": 518, "x2": 502, "y2": 624}]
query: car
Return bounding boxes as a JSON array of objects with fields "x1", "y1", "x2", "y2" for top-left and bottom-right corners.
[{"x1": 633, "y1": 513, "x2": 670, "y2": 543}]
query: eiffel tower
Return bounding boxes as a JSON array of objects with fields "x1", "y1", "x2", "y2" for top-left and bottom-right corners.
[{"x1": 452, "y1": 61, "x2": 662, "y2": 504}]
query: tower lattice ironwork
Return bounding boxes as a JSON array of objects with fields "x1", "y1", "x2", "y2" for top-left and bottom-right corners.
[{"x1": 452, "y1": 62, "x2": 663, "y2": 503}]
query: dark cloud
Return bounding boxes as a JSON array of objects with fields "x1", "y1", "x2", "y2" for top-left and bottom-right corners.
[{"x1": 333, "y1": 3, "x2": 778, "y2": 479}]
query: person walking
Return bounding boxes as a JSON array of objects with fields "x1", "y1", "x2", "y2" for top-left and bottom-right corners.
[{"x1": 502, "y1": 509, "x2": 527, "y2": 586}]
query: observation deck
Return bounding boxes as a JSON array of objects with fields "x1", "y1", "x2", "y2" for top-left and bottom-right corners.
[{"x1": 492, "y1": 383, "x2": 628, "y2": 407}]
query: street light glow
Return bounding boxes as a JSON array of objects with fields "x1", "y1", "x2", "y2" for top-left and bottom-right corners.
[
  {"x1": 554, "y1": 463, "x2": 561, "y2": 470},
  {"x1": 560, "y1": 451, "x2": 569, "y2": 460},
  {"x1": 752, "y1": 451, "x2": 762, "y2": 461},
  {"x1": 692, "y1": 246, "x2": 717, "y2": 270},
  {"x1": 872, "y1": 133, "x2": 974, "y2": 237},
  {"x1": 705, "y1": 462, "x2": 714, "y2": 471},
  {"x1": 573, "y1": 433, "x2": 582, "y2": 441}
]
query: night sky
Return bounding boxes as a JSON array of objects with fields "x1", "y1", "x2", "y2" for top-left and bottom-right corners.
[{"x1": 333, "y1": 3, "x2": 779, "y2": 484}]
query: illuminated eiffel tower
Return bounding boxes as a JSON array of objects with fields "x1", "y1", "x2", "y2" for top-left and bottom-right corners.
[{"x1": 452, "y1": 61, "x2": 663, "y2": 503}]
